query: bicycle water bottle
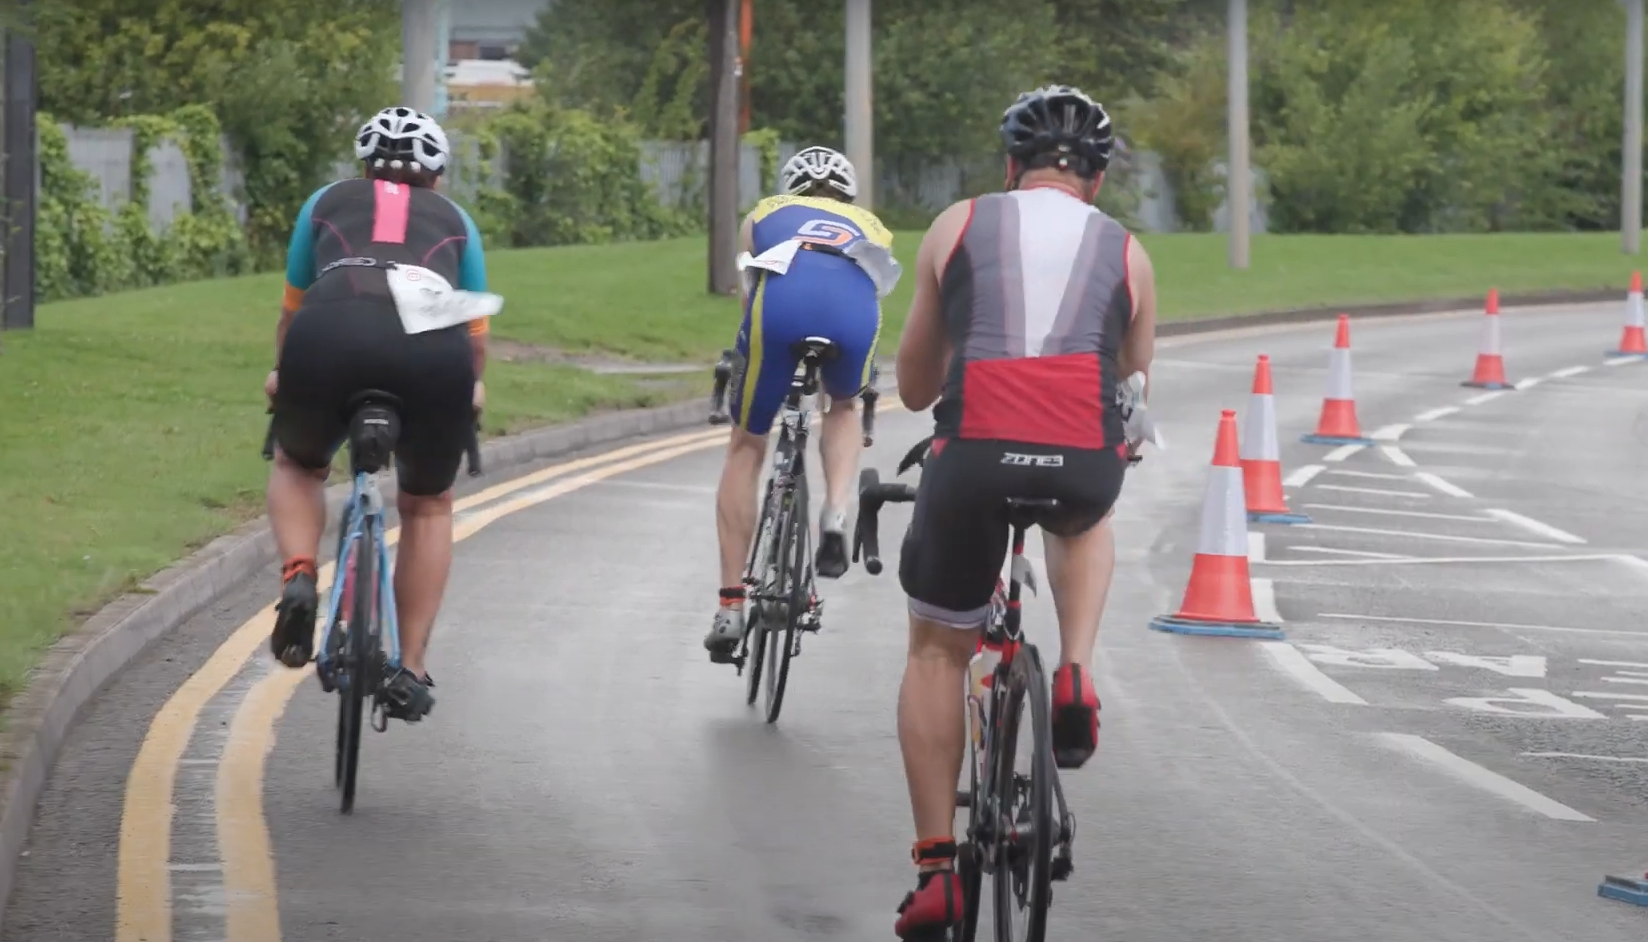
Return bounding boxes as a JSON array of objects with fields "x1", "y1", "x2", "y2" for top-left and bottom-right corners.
[{"x1": 967, "y1": 638, "x2": 1005, "y2": 751}]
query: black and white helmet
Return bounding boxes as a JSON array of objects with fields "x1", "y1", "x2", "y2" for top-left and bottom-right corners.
[
  {"x1": 779, "y1": 146, "x2": 858, "y2": 200},
  {"x1": 355, "y1": 106, "x2": 450, "y2": 176},
  {"x1": 1000, "y1": 85, "x2": 1114, "y2": 176}
]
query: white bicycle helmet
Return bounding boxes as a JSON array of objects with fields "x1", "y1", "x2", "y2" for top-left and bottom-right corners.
[
  {"x1": 355, "y1": 106, "x2": 451, "y2": 176},
  {"x1": 779, "y1": 146, "x2": 858, "y2": 200}
]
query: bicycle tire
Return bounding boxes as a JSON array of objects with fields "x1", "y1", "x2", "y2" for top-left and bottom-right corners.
[
  {"x1": 743, "y1": 487, "x2": 779, "y2": 707},
  {"x1": 957, "y1": 741, "x2": 984, "y2": 942},
  {"x1": 338, "y1": 510, "x2": 375, "y2": 815},
  {"x1": 991, "y1": 648, "x2": 1054, "y2": 942},
  {"x1": 331, "y1": 521, "x2": 351, "y2": 787},
  {"x1": 762, "y1": 462, "x2": 807, "y2": 724}
]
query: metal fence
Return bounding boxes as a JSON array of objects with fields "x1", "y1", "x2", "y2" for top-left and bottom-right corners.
[{"x1": 59, "y1": 124, "x2": 1266, "y2": 235}]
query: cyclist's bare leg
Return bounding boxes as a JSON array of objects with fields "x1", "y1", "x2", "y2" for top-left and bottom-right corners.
[
  {"x1": 267, "y1": 449, "x2": 328, "y2": 563},
  {"x1": 898, "y1": 613, "x2": 980, "y2": 866},
  {"x1": 1041, "y1": 511, "x2": 1117, "y2": 671},
  {"x1": 715, "y1": 427, "x2": 767, "y2": 593},
  {"x1": 393, "y1": 490, "x2": 454, "y2": 677},
  {"x1": 818, "y1": 394, "x2": 860, "y2": 514}
]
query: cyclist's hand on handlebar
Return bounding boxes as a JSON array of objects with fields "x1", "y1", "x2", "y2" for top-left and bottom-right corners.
[
  {"x1": 472, "y1": 379, "x2": 487, "y2": 412},
  {"x1": 264, "y1": 369, "x2": 279, "y2": 403}
]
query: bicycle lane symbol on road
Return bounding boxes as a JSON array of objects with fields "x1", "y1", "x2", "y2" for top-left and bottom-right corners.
[{"x1": 1289, "y1": 643, "x2": 1610, "y2": 718}]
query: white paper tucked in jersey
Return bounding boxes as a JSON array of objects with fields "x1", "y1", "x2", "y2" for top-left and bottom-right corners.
[
  {"x1": 1118, "y1": 371, "x2": 1166, "y2": 450},
  {"x1": 736, "y1": 238, "x2": 904, "y2": 300},
  {"x1": 385, "y1": 263, "x2": 503, "y2": 335}
]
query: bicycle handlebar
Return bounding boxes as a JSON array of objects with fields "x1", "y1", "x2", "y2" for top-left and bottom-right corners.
[
  {"x1": 261, "y1": 407, "x2": 484, "y2": 477},
  {"x1": 707, "y1": 347, "x2": 880, "y2": 444},
  {"x1": 852, "y1": 467, "x2": 917, "y2": 576}
]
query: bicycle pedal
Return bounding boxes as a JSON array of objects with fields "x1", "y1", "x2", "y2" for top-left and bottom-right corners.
[
  {"x1": 1051, "y1": 855, "x2": 1074, "y2": 882},
  {"x1": 708, "y1": 649, "x2": 740, "y2": 666},
  {"x1": 955, "y1": 789, "x2": 971, "y2": 808}
]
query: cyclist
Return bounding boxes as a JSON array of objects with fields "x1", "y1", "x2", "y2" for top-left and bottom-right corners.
[
  {"x1": 703, "y1": 145, "x2": 902, "y2": 662},
  {"x1": 889, "y1": 86, "x2": 1157, "y2": 937},
  {"x1": 264, "y1": 106, "x2": 491, "y2": 722}
]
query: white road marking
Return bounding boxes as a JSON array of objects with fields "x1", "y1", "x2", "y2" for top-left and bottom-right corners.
[
  {"x1": 1547, "y1": 365, "x2": 1591, "y2": 379},
  {"x1": 1259, "y1": 642, "x2": 1367, "y2": 704},
  {"x1": 1414, "y1": 406, "x2": 1461, "y2": 422},
  {"x1": 1522, "y1": 752, "x2": 1648, "y2": 763},
  {"x1": 1251, "y1": 577, "x2": 1283, "y2": 623},
  {"x1": 1603, "y1": 676, "x2": 1648, "y2": 686},
  {"x1": 1318, "y1": 613, "x2": 1648, "y2": 638},
  {"x1": 1513, "y1": 377, "x2": 1542, "y2": 390},
  {"x1": 1571, "y1": 691, "x2": 1648, "y2": 702},
  {"x1": 1290, "y1": 546, "x2": 1414, "y2": 560},
  {"x1": 1483, "y1": 508, "x2": 1586, "y2": 544},
  {"x1": 1610, "y1": 554, "x2": 1648, "y2": 578},
  {"x1": 1323, "y1": 443, "x2": 1368, "y2": 462},
  {"x1": 1283, "y1": 464, "x2": 1325, "y2": 487},
  {"x1": 1248, "y1": 532, "x2": 1267, "y2": 562},
  {"x1": 1578, "y1": 659, "x2": 1648, "y2": 669},
  {"x1": 1605, "y1": 356, "x2": 1637, "y2": 367},
  {"x1": 1379, "y1": 445, "x2": 1417, "y2": 467},
  {"x1": 1299, "y1": 645, "x2": 1436, "y2": 670},
  {"x1": 1377, "y1": 733, "x2": 1595, "y2": 821},
  {"x1": 1317, "y1": 484, "x2": 1432, "y2": 499},
  {"x1": 1414, "y1": 472, "x2": 1473, "y2": 498},
  {"x1": 1296, "y1": 523, "x2": 1562, "y2": 549},
  {"x1": 1327, "y1": 469, "x2": 1412, "y2": 480},
  {"x1": 1445, "y1": 689, "x2": 1608, "y2": 719},
  {"x1": 1464, "y1": 390, "x2": 1509, "y2": 405},
  {"x1": 1424, "y1": 651, "x2": 1547, "y2": 677},
  {"x1": 1259, "y1": 553, "x2": 1630, "y2": 569},
  {"x1": 1370, "y1": 424, "x2": 1411, "y2": 441},
  {"x1": 1300, "y1": 503, "x2": 1490, "y2": 522}
]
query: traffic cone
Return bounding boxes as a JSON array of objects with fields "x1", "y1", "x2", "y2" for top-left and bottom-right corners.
[
  {"x1": 1612, "y1": 272, "x2": 1648, "y2": 357},
  {"x1": 1301, "y1": 314, "x2": 1374, "y2": 445},
  {"x1": 1462, "y1": 289, "x2": 1511, "y2": 389},
  {"x1": 1150, "y1": 410, "x2": 1283, "y2": 640},
  {"x1": 1241, "y1": 355, "x2": 1310, "y2": 525}
]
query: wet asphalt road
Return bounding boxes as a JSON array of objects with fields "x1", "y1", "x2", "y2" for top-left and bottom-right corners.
[{"x1": 6, "y1": 303, "x2": 1648, "y2": 941}]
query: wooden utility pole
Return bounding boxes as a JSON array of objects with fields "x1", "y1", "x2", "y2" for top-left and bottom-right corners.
[
  {"x1": 843, "y1": 0, "x2": 873, "y2": 209},
  {"x1": 1625, "y1": 0, "x2": 1643, "y2": 254},
  {"x1": 1226, "y1": 0, "x2": 1250, "y2": 269},
  {"x1": 2, "y1": 0, "x2": 36, "y2": 331},
  {"x1": 707, "y1": 0, "x2": 740, "y2": 294}
]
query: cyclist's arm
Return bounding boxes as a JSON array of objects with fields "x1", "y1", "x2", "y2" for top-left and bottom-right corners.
[
  {"x1": 276, "y1": 185, "x2": 329, "y2": 361},
  {"x1": 455, "y1": 206, "x2": 489, "y2": 380},
  {"x1": 1118, "y1": 234, "x2": 1157, "y2": 395},
  {"x1": 895, "y1": 199, "x2": 967, "y2": 411}
]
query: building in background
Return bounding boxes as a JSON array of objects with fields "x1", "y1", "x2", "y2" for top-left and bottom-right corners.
[{"x1": 448, "y1": 0, "x2": 552, "y2": 61}]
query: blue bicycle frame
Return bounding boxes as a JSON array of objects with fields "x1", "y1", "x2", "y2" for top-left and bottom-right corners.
[{"x1": 316, "y1": 469, "x2": 401, "y2": 680}]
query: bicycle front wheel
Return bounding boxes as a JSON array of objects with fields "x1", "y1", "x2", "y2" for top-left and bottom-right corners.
[
  {"x1": 991, "y1": 648, "x2": 1054, "y2": 942},
  {"x1": 337, "y1": 513, "x2": 375, "y2": 815},
  {"x1": 763, "y1": 467, "x2": 808, "y2": 724}
]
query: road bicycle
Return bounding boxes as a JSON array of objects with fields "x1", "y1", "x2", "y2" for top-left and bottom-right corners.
[
  {"x1": 263, "y1": 393, "x2": 480, "y2": 813},
  {"x1": 854, "y1": 435, "x2": 1095, "y2": 942},
  {"x1": 706, "y1": 342, "x2": 878, "y2": 723}
]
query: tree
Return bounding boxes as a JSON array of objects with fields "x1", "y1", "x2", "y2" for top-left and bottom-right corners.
[{"x1": 34, "y1": 0, "x2": 399, "y2": 258}]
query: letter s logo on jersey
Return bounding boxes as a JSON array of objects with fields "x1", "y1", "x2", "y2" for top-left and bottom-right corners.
[{"x1": 795, "y1": 218, "x2": 860, "y2": 247}]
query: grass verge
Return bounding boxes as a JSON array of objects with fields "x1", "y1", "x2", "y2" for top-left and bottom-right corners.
[{"x1": 0, "y1": 228, "x2": 1638, "y2": 707}]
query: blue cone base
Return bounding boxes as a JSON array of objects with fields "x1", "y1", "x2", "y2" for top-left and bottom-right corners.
[
  {"x1": 1149, "y1": 614, "x2": 1284, "y2": 640},
  {"x1": 1598, "y1": 875, "x2": 1648, "y2": 906},
  {"x1": 1300, "y1": 434, "x2": 1374, "y2": 446},
  {"x1": 1249, "y1": 510, "x2": 1312, "y2": 525},
  {"x1": 1607, "y1": 350, "x2": 1648, "y2": 358},
  {"x1": 1460, "y1": 380, "x2": 1512, "y2": 389}
]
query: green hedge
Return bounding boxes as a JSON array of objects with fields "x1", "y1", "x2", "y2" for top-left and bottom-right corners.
[{"x1": 38, "y1": 107, "x2": 251, "y2": 302}]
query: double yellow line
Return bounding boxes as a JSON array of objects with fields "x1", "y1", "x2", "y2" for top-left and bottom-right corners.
[{"x1": 114, "y1": 426, "x2": 729, "y2": 942}]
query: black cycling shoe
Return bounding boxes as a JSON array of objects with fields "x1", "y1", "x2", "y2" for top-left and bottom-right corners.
[
  {"x1": 270, "y1": 570, "x2": 318, "y2": 669},
  {"x1": 815, "y1": 530, "x2": 849, "y2": 580},
  {"x1": 380, "y1": 667, "x2": 436, "y2": 722}
]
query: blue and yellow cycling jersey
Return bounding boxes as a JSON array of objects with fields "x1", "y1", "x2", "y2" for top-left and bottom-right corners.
[{"x1": 729, "y1": 195, "x2": 894, "y2": 436}]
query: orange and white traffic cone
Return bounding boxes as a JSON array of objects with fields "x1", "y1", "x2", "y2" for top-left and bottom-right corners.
[
  {"x1": 1150, "y1": 410, "x2": 1283, "y2": 640},
  {"x1": 1241, "y1": 355, "x2": 1310, "y2": 525},
  {"x1": 1301, "y1": 314, "x2": 1374, "y2": 446},
  {"x1": 1612, "y1": 272, "x2": 1648, "y2": 358},
  {"x1": 1462, "y1": 288, "x2": 1512, "y2": 389}
]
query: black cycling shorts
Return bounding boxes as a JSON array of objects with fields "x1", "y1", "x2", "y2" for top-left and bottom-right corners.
[
  {"x1": 272, "y1": 298, "x2": 475, "y2": 497},
  {"x1": 898, "y1": 437, "x2": 1126, "y2": 627}
]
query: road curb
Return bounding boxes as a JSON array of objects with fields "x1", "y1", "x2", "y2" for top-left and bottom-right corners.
[{"x1": 0, "y1": 287, "x2": 1624, "y2": 923}]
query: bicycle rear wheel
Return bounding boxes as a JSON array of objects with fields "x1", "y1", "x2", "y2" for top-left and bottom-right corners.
[
  {"x1": 991, "y1": 648, "x2": 1054, "y2": 942},
  {"x1": 743, "y1": 489, "x2": 779, "y2": 707},
  {"x1": 337, "y1": 512, "x2": 376, "y2": 814},
  {"x1": 762, "y1": 467, "x2": 808, "y2": 724}
]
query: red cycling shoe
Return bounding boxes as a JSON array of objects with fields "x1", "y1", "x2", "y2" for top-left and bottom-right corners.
[
  {"x1": 894, "y1": 839, "x2": 964, "y2": 939},
  {"x1": 1050, "y1": 663, "x2": 1100, "y2": 769}
]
